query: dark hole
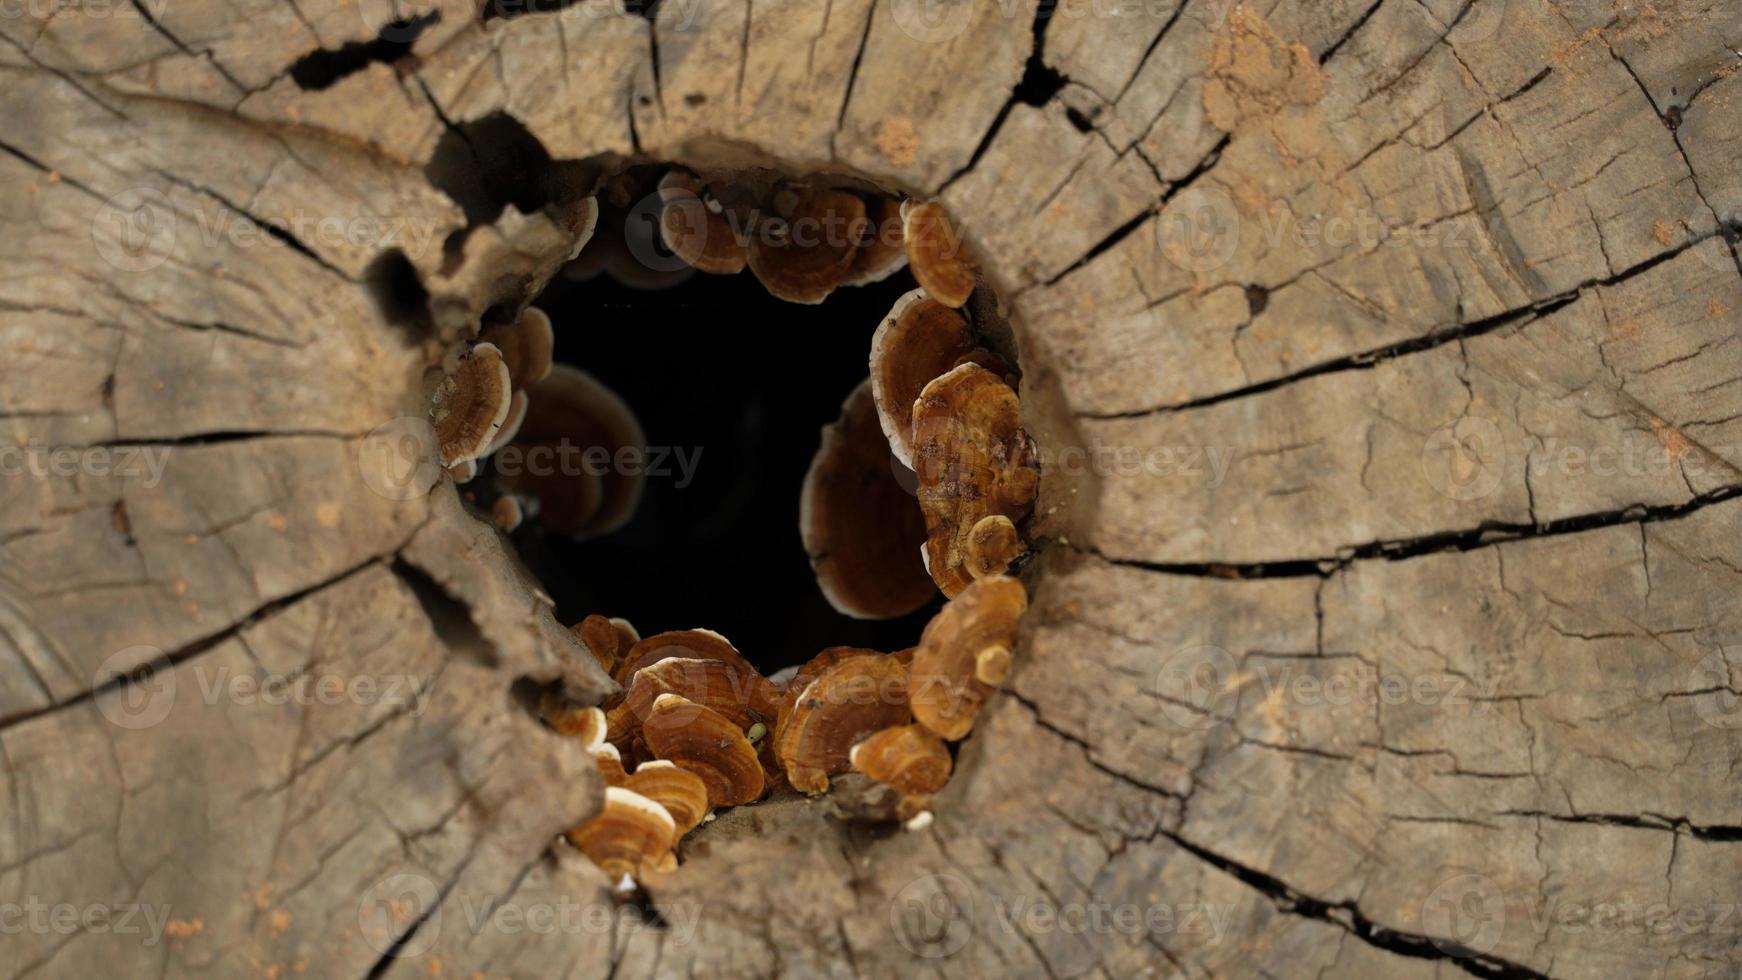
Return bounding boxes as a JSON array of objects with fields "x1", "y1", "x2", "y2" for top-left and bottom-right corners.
[
  {"x1": 511, "y1": 229, "x2": 941, "y2": 674},
  {"x1": 1064, "y1": 106, "x2": 1096, "y2": 133},
  {"x1": 288, "y1": 13, "x2": 439, "y2": 92},
  {"x1": 1664, "y1": 105, "x2": 1682, "y2": 130},
  {"x1": 1245, "y1": 284, "x2": 1270, "y2": 317},
  {"x1": 424, "y1": 112, "x2": 556, "y2": 227},
  {"x1": 362, "y1": 248, "x2": 433, "y2": 335}
]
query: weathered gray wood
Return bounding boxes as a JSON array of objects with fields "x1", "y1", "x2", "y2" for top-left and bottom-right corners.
[{"x1": 1, "y1": 0, "x2": 1738, "y2": 977}]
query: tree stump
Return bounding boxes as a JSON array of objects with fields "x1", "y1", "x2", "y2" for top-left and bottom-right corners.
[{"x1": 3, "y1": 1, "x2": 1740, "y2": 977}]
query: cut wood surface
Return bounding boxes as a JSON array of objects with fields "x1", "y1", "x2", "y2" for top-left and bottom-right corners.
[{"x1": 1, "y1": 1, "x2": 1739, "y2": 977}]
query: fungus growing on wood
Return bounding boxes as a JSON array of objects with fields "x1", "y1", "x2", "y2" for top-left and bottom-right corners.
[
  {"x1": 911, "y1": 363, "x2": 1038, "y2": 596},
  {"x1": 611, "y1": 657, "x2": 776, "y2": 742},
  {"x1": 869, "y1": 289, "x2": 978, "y2": 468},
  {"x1": 505, "y1": 365, "x2": 645, "y2": 538},
  {"x1": 773, "y1": 653, "x2": 912, "y2": 795},
  {"x1": 965, "y1": 513, "x2": 1025, "y2": 580},
  {"x1": 642, "y1": 693, "x2": 766, "y2": 807},
  {"x1": 657, "y1": 169, "x2": 752, "y2": 274},
  {"x1": 431, "y1": 342, "x2": 512, "y2": 467},
  {"x1": 541, "y1": 699, "x2": 606, "y2": 742},
  {"x1": 624, "y1": 760, "x2": 710, "y2": 836},
  {"x1": 479, "y1": 307, "x2": 554, "y2": 387},
  {"x1": 842, "y1": 194, "x2": 908, "y2": 286},
  {"x1": 800, "y1": 379, "x2": 935, "y2": 620},
  {"x1": 903, "y1": 200, "x2": 978, "y2": 308},
  {"x1": 567, "y1": 786, "x2": 676, "y2": 881},
  {"x1": 570, "y1": 614, "x2": 635, "y2": 677},
  {"x1": 907, "y1": 575, "x2": 1026, "y2": 740},
  {"x1": 849, "y1": 723, "x2": 952, "y2": 795},
  {"x1": 747, "y1": 184, "x2": 867, "y2": 304}
]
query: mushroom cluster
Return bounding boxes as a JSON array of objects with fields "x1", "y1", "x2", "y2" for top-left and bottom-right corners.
[
  {"x1": 426, "y1": 229, "x2": 649, "y2": 539},
  {"x1": 476, "y1": 184, "x2": 1040, "y2": 891},
  {"x1": 546, "y1": 571, "x2": 1027, "y2": 887},
  {"x1": 651, "y1": 167, "x2": 911, "y2": 304}
]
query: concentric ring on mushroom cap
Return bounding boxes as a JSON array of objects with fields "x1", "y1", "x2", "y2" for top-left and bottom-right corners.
[
  {"x1": 911, "y1": 363, "x2": 1038, "y2": 597},
  {"x1": 625, "y1": 760, "x2": 710, "y2": 836},
  {"x1": 657, "y1": 170, "x2": 752, "y2": 275},
  {"x1": 869, "y1": 289, "x2": 978, "y2": 469},
  {"x1": 504, "y1": 364, "x2": 645, "y2": 539},
  {"x1": 642, "y1": 693, "x2": 765, "y2": 807},
  {"x1": 849, "y1": 722, "x2": 952, "y2": 794},
  {"x1": 614, "y1": 657, "x2": 775, "y2": 737},
  {"x1": 907, "y1": 575, "x2": 1027, "y2": 740},
  {"x1": 480, "y1": 307, "x2": 554, "y2": 388},
  {"x1": 431, "y1": 342, "x2": 513, "y2": 467},
  {"x1": 567, "y1": 785, "x2": 676, "y2": 880},
  {"x1": 842, "y1": 194, "x2": 908, "y2": 287},
  {"x1": 903, "y1": 200, "x2": 979, "y2": 308},
  {"x1": 774, "y1": 653, "x2": 912, "y2": 795},
  {"x1": 801, "y1": 379, "x2": 936, "y2": 621},
  {"x1": 747, "y1": 184, "x2": 868, "y2": 304}
]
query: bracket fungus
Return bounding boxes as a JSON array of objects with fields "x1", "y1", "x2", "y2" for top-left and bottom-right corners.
[
  {"x1": 903, "y1": 201, "x2": 979, "y2": 308},
  {"x1": 657, "y1": 170, "x2": 752, "y2": 274},
  {"x1": 842, "y1": 194, "x2": 908, "y2": 287},
  {"x1": 505, "y1": 365, "x2": 646, "y2": 538},
  {"x1": 624, "y1": 760, "x2": 710, "y2": 837},
  {"x1": 479, "y1": 306, "x2": 555, "y2": 388},
  {"x1": 642, "y1": 693, "x2": 766, "y2": 807},
  {"x1": 567, "y1": 786, "x2": 677, "y2": 881},
  {"x1": 848, "y1": 723, "x2": 952, "y2": 820},
  {"x1": 912, "y1": 363, "x2": 1039, "y2": 596},
  {"x1": 430, "y1": 342, "x2": 513, "y2": 467},
  {"x1": 868, "y1": 289, "x2": 979, "y2": 469},
  {"x1": 965, "y1": 513, "x2": 1026, "y2": 581},
  {"x1": 572, "y1": 613, "x2": 637, "y2": 677},
  {"x1": 773, "y1": 653, "x2": 912, "y2": 795},
  {"x1": 800, "y1": 379, "x2": 935, "y2": 620},
  {"x1": 907, "y1": 575, "x2": 1027, "y2": 740},
  {"x1": 747, "y1": 184, "x2": 868, "y2": 304},
  {"x1": 611, "y1": 656, "x2": 777, "y2": 740}
]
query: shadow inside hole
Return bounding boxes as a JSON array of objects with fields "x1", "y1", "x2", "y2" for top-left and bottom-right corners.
[{"x1": 515, "y1": 262, "x2": 941, "y2": 674}]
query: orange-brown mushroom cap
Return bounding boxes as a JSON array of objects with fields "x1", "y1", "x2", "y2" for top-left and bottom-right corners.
[
  {"x1": 593, "y1": 742, "x2": 630, "y2": 786},
  {"x1": 431, "y1": 342, "x2": 513, "y2": 467},
  {"x1": 774, "y1": 654, "x2": 912, "y2": 795},
  {"x1": 567, "y1": 786, "x2": 676, "y2": 880},
  {"x1": 542, "y1": 699, "x2": 607, "y2": 744},
  {"x1": 903, "y1": 200, "x2": 978, "y2": 308},
  {"x1": 506, "y1": 365, "x2": 646, "y2": 539},
  {"x1": 642, "y1": 694, "x2": 766, "y2": 807},
  {"x1": 870, "y1": 289, "x2": 978, "y2": 468},
  {"x1": 624, "y1": 760, "x2": 710, "y2": 836},
  {"x1": 965, "y1": 513, "x2": 1025, "y2": 581},
  {"x1": 912, "y1": 363, "x2": 1038, "y2": 597},
  {"x1": 480, "y1": 307, "x2": 555, "y2": 388},
  {"x1": 800, "y1": 379, "x2": 935, "y2": 620},
  {"x1": 657, "y1": 170, "x2": 752, "y2": 275},
  {"x1": 747, "y1": 185, "x2": 867, "y2": 304},
  {"x1": 850, "y1": 723, "x2": 952, "y2": 795},
  {"x1": 908, "y1": 575, "x2": 1027, "y2": 740},
  {"x1": 572, "y1": 614, "x2": 634, "y2": 678},
  {"x1": 842, "y1": 194, "x2": 908, "y2": 286}
]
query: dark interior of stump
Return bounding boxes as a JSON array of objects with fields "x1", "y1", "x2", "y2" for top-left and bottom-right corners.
[{"x1": 514, "y1": 254, "x2": 941, "y2": 674}]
